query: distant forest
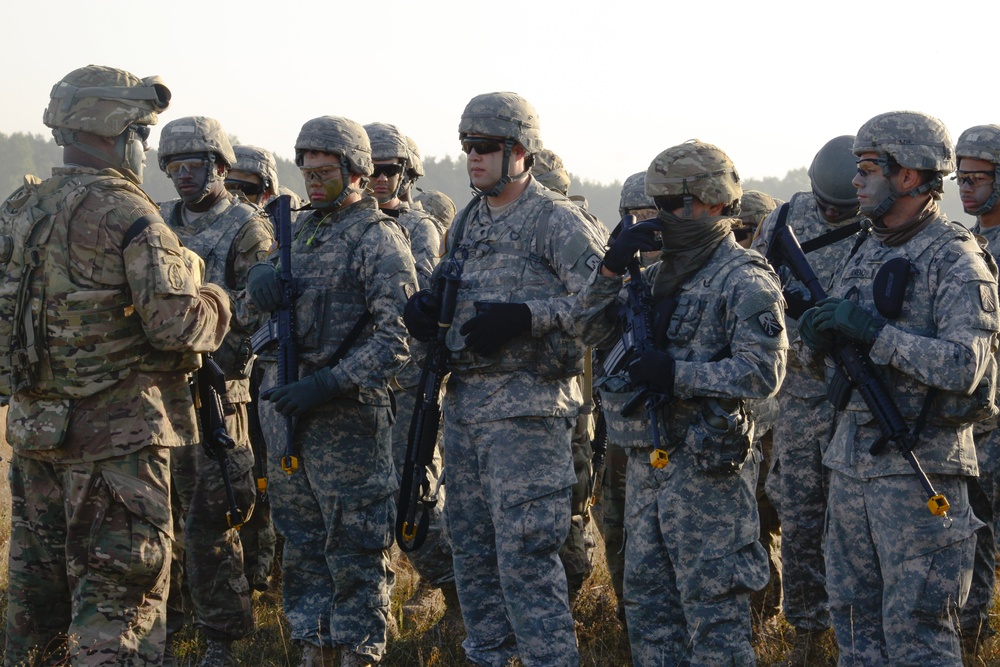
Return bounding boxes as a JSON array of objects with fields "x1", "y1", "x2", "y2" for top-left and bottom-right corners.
[{"x1": 0, "y1": 132, "x2": 971, "y2": 227}]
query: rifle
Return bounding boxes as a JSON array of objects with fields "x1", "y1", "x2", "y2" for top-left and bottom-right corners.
[
  {"x1": 396, "y1": 253, "x2": 463, "y2": 552},
  {"x1": 587, "y1": 391, "x2": 608, "y2": 510},
  {"x1": 770, "y1": 225, "x2": 950, "y2": 519},
  {"x1": 250, "y1": 194, "x2": 299, "y2": 474},
  {"x1": 195, "y1": 356, "x2": 246, "y2": 528}
]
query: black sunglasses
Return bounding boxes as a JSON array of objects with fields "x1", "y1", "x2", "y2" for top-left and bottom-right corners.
[
  {"x1": 225, "y1": 179, "x2": 264, "y2": 197},
  {"x1": 129, "y1": 124, "x2": 151, "y2": 143},
  {"x1": 371, "y1": 163, "x2": 404, "y2": 178},
  {"x1": 461, "y1": 138, "x2": 504, "y2": 156}
]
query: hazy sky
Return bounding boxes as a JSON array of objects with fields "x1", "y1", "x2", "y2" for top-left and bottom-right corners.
[{"x1": 2, "y1": 1, "x2": 993, "y2": 185}]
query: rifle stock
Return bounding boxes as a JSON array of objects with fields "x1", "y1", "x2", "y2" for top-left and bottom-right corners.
[{"x1": 196, "y1": 356, "x2": 246, "y2": 528}]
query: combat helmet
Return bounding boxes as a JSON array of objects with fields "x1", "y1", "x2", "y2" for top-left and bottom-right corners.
[
  {"x1": 809, "y1": 135, "x2": 860, "y2": 207},
  {"x1": 619, "y1": 172, "x2": 656, "y2": 219},
  {"x1": 853, "y1": 111, "x2": 954, "y2": 218},
  {"x1": 232, "y1": 144, "x2": 280, "y2": 198},
  {"x1": 406, "y1": 136, "x2": 425, "y2": 179},
  {"x1": 415, "y1": 190, "x2": 457, "y2": 230},
  {"x1": 295, "y1": 116, "x2": 373, "y2": 209},
  {"x1": 157, "y1": 116, "x2": 236, "y2": 170},
  {"x1": 43, "y1": 64, "x2": 171, "y2": 183},
  {"x1": 459, "y1": 92, "x2": 542, "y2": 197},
  {"x1": 646, "y1": 140, "x2": 742, "y2": 219},
  {"x1": 532, "y1": 148, "x2": 571, "y2": 195},
  {"x1": 955, "y1": 125, "x2": 1000, "y2": 216},
  {"x1": 364, "y1": 122, "x2": 408, "y2": 202}
]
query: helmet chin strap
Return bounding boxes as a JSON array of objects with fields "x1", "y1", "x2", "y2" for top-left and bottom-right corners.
[
  {"x1": 968, "y1": 165, "x2": 1000, "y2": 217},
  {"x1": 471, "y1": 138, "x2": 519, "y2": 198},
  {"x1": 179, "y1": 154, "x2": 220, "y2": 205},
  {"x1": 313, "y1": 156, "x2": 361, "y2": 210}
]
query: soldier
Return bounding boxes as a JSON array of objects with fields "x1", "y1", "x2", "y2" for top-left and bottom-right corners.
[
  {"x1": 157, "y1": 116, "x2": 274, "y2": 666},
  {"x1": 532, "y1": 147, "x2": 572, "y2": 196},
  {"x1": 246, "y1": 116, "x2": 418, "y2": 667},
  {"x1": 400, "y1": 135, "x2": 424, "y2": 207},
  {"x1": 414, "y1": 189, "x2": 457, "y2": 231},
  {"x1": 796, "y1": 111, "x2": 998, "y2": 664},
  {"x1": 402, "y1": 91, "x2": 606, "y2": 666},
  {"x1": 2, "y1": 65, "x2": 231, "y2": 666},
  {"x1": 226, "y1": 143, "x2": 280, "y2": 207},
  {"x1": 735, "y1": 189, "x2": 778, "y2": 248},
  {"x1": 223, "y1": 143, "x2": 281, "y2": 596},
  {"x1": 362, "y1": 121, "x2": 457, "y2": 625},
  {"x1": 573, "y1": 140, "x2": 786, "y2": 666},
  {"x1": 953, "y1": 124, "x2": 1000, "y2": 659},
  {"x1": 750, "y1": 135, "x2": 863, "y2": 664}
]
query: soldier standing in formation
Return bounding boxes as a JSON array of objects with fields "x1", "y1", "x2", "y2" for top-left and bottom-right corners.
[
  {"x1": 247, "y1": 115, "x2": 418, "y2": 667},
  {"x1": 575, "y1": 141, "x2": 787, "y2": 666},
  {"x1": 2, "y1": 65, "x2": 231, "y2": 666},
  {"x1": 798, "y1": 111, "x2": 999, "y2": 665},
  {"x1": 403, "y1": 91, "x2": 606, "y2": 666},
  {"x1": 156, "y1": 116, "x2": 274, "y2": 666}
]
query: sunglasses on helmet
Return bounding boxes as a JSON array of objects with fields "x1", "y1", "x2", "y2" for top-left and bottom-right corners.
[{"x1": 461, "y1": 138, "x2": 504, "y2": 156}]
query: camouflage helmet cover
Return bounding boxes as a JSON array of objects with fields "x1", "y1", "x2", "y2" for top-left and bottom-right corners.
[
  {"x1": 295, "y1": 116, "x2": 373, "y2": 176},
  {"x1": 233, "y1": 144, "x2": 279, "y2": 191},
  {"x1": 955, "y1": 125, "x2": 1000, "y2": 164},
  {"x1": 809, "y1": 135, "x2": 860, "y2": 206},
  {"x1": 619, "y1": 171, "x2": 656, "y2": 217},
  {"x1": 645, "y1": 140, "x2": 742, "y2": 206},
  {"x1": 405, "y1": 136, "x2": 425, "y2": 178},
  {"x1": 415, "y1": 189, "x2": 457, "y2": 227},
  {"x1": 459, "y1": 91, "x2": 543, "y2": 153},
  {"x1": 532, "y1": 148, "x2": 571, "y2": 195},
  {"x1": 157, "y1": 116, "x2": 236, "y2": 170},
  {"x1": 853, "y1": 111, "x2": 956, "y2": 174},
  {"x1": 364, "y1": 122, "x2": 409, "y2": 162},
  {"x1": 43, "y1": 64, "x2": 171, "y2": 141},
  {"x1": 737, "y1": 190, "x2": 778, "y2": 228}
]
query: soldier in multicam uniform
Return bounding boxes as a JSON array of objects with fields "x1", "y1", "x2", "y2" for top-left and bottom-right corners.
[
  {"x1": 952, "y1": 124, "x2": 1000, "y2": 660},
  {"x1": 1, "y1": 64, "x2": 231, "y2": 666},
  {"x1": 796, "y1": 111, "x2": 999, "y2": 665},
  {"x1": 414, "y1": 189, "x2": 457, "y2": 231},
  {"x1": 402, "y1": 91, "x2": 605, "y2": 667},
  {"x1": 362, "y1": 121, "x2": 458, "y2": 625},
  {"x1": 750, "y1": 134, "x2": 863, "y2": 664},
  {"x1": 224, "y1": 143, "x2": 281, "y2": 597},
  {"x1": 156, "y1": 117, "x2": 274, "y2": 666},
  {"x1": 246, "y1": 116, "x2": 417, "y2": 667},
  {"x1": 574, "y1": 141, "x2": 787, "y2": 666}
]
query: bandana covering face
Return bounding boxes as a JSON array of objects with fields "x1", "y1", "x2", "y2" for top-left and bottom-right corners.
[
  {"x1": 870, "y1": 199, "x2": 937, "y2": 247},
  {"x1": 652, "y1": 211, "x2": 733, "y2": 299}
]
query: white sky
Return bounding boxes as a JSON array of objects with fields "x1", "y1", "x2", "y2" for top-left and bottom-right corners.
[{"x1": 2, "y1": 0, "x2": 994, "y2": 185}]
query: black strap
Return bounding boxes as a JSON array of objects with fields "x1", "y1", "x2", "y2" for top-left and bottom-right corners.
[
  {"x1": 800, "y1": 221, "x2": 863, "y2": 254},
  {"x1": 121, "y1": 214, "x2": 158, "y2": 251},
  {"x1": 329, "y1": 310, "x2": 374, "y2": 368}
]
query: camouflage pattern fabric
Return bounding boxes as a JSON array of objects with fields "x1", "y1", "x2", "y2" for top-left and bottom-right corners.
[
  {"x1": 814, "y1": 207, "x2": 999, "y2": 663},
  {"x1": 4, "y1": 166, "x2": 231, "y2": 665},
  {"x1": 441, "y1": 176, "x2": 605, "y2": 666},
  {"x1": 750, "y1": 191, "x2": 863, "y2": 632},
  {"x1": 160, "y1": 191, "x2": 273, "y2": 641},
  {"x1": 256, "y1": 197, "x2": 416, "y2": 661},
  {"x1": 573, "y1": 235, "x2": 787, "y2": 666},
  {"x1": 597, "y1": 437, "x2": 628, "y2": 607}
]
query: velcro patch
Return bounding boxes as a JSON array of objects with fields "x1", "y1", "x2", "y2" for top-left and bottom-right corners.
[{"x1": 981, "y1": 284, "x2": 997, "y2": 313}]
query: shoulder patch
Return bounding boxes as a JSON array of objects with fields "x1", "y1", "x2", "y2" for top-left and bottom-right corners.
[
  {"x1": 758, "y1": 310, "x2": 784, "y2": 338},
  {"x1": 982, "y1": 284, "x2": 997, "y2": 313}
]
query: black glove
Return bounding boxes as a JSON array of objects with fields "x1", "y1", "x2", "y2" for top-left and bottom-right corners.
[
  {"x1": 403, "y1": 289, "x2": 441, "y2": 342},
  {"x1": 459, "y1": 302, "x2": 531, "y2": 355},
  {"x1": 247, "y1": 263, "x2": 282, "y2": 313},
  {"x1": 261, "y1": 367, "x2": 341, "y2": 418},
  {"x1": 798, "y1": 306, "x2": 835, "y2": 353},
  {"x1": 627, "y1": 349, "x2": 675, "y2": 397},
  {"x1": 602, "y1": 216, "x2": 662, "y2": 275}
]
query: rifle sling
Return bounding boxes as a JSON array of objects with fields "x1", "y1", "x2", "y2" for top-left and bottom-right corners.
[{"x1": 799, "y1": 221, "x2": 863, "y2": 254}]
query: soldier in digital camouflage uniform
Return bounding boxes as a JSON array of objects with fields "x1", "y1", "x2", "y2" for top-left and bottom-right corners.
[
  {"x1": 361, "y1": 121, "x2": 457, "y2": 626},
  {"x1": 224, "y1": 143, "x2": 281, "y2": 597},
  {"x1": 952, "y1": 124, "x2": 1000, "y2": 660},
  {"x1": 573, "y1": 141, "x2": 787, "y2": 666},
  {"x1": 402, "y1": 91, "x2": 606, "y2": 667},
  {"x1": 796, "y1": 111, "x2": 999, "y2": 665},
  {"x1": 246, "y1": 115, "x2": 418, "y2": 667},
  {"x1": 750, "y1": 135, "x2": 863, "y2": 664},
  {"x1": 399, "y1": 135, "x2": 424, "y2": 208},
  {"x1": 2, "y1": 64, "x2": 231, "y2": 667},
  {"x1": 531, "y1": 146, "x2": 599, "y2": 609},
  {"x1": 414, "y1": 189, "x2": 457, "y2": 231},
  {"x1": 157, "y1": 117, "x2": 274, "y2": 666},
  {"x1": 736, "y1": 189, "x2": 778, "y2": 248}
]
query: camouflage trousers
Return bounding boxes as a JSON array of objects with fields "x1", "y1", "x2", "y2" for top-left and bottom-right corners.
[
  {"x1": 765, "y1": 392, "x2": 833, "y2": 631},
  {"x1": 444, "y1": 415, "x2": 579, "y2": 667},
  {"x1": 5, "y1": 447, "x2": 172, "y2": 666},
  {"x1": 624, "y1": 445, "x2": 768, "y2": 667},
  {"x1": 960, "y1": 425, "x2": 1000, "y2": 639},
  {"x1": 560, "y1": 420, "x2": 595, "y2": 600},
  {"x1": 752, "y1": 430, "x2": 782, "y2": 622},
  {"x1": 262, "y1": 396, "x2": 396, "y2": 662},
  {"x1": 391, "y1": 384, "x2": 454, "y2": 587},
  {"x1": 598, "y1": 440, "x2": 628, "y2": 606},
  {"x1": 242, "y1": 368, "x2": 279, "y2": 593},
  {"x1": 825, "y1": 470, "x2": 980, "y2": 665},
  {"x1": 167, "y1": 435, "x2": 256, "y2": 641}
]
